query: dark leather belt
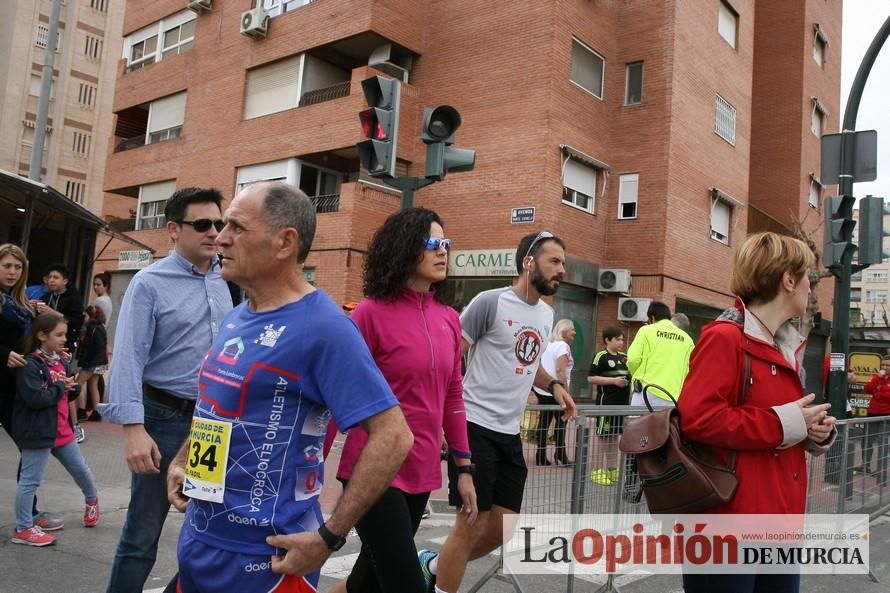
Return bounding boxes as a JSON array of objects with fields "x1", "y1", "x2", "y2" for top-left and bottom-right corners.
[{"x1": 143, "y1": 383, "x2": 196, "y2": 414}]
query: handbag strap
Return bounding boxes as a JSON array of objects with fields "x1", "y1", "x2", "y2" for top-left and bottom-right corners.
[{"x1": 727, "y1": 351, "x2": 752, "y2": 471}]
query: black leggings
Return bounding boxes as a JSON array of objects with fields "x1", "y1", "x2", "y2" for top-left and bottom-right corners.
[{"x1": 343, "y1": 483, "x2": 430, "y2": 593}]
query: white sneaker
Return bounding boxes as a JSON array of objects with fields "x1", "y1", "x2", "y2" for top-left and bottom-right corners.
[{"x1": 74, "y1": 424, "x2": 86, "y2": 443}]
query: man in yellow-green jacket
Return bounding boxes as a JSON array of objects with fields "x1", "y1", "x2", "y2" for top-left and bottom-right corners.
[{"x1": 626, "y1": 301, "x2": 694, "y2": 408}]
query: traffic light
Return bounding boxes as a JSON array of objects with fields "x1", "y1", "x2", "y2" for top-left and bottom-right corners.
[
  {"x1": 858, "y1": 195, "x2": 890, "y2": 266},
  {"x1": 421, "y1": 105, "x2": 475, "y2": 180},
  {"x1": 822, "y1": 195, "x2": 856, "y2": 267},
  {"x1": 357, "y1": 76, "x2": 400, "y2": 178}
]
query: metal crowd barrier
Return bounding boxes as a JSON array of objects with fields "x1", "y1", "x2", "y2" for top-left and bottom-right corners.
[{"x1": 467, "y1": 405, "x2": 890, "y2": 593}]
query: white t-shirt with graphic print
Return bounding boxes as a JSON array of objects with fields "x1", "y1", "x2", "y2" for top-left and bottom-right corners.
[{"x1": 460, "y1": 287, "x2": 554, "y2": 435}]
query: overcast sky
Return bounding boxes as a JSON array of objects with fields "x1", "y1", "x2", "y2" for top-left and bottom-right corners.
[{"x1": 841, "y1": 0, "x2": 890, "y2": 200}]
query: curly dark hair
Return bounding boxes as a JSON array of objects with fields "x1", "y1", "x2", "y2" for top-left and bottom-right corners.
[{"x1": 363, "y1": 208, "x2": 448, "y2": 303}]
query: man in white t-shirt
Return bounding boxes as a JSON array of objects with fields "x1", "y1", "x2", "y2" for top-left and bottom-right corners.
[{"x1": 419, "y1": 231, "x2": 578, "y2": 593}]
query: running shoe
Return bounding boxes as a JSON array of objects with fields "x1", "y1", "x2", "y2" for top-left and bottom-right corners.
[
  {"x1": 11, "y1": 526, "x2": 55, "y2": 547},
  {"x1": 33, "y1": 511, "x2": 63, "y2": 531},
  {"x1": 83, "y1": 499, "x2": 100, "y2": 527},
  {"x1": 418, "y1": 548, "x2": 438, "y2": 593},
  {"x1": 74, "y1": 424, "x2": 86, "y2": 443},
  {"x1": 421, "y1": 505, "x2": 432, "y2": 520},
  {"x1": 590, "y1": 468, "x2": 614, "y2": 486}
]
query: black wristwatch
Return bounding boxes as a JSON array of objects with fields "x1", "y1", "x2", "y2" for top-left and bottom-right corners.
[
  {"x1": 317, "y1": 523, "x2": 346, "y2": 551},
  {"x1": 547, "y1": 379, "x2": 565, "y2": 394},
  {"x1": 456, "y1": 463, "x2": 476, "y2": 476}
]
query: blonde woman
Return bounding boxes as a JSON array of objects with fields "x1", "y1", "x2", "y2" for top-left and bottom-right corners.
[
  {"x1": 678, "y1": 232, "x2": 835, "y2": 593},
  {"x1": 532, "y1": 319, "x2": 575, "y2": 465},
  {"x1": 1, "y1": 243, "x2": 63, "y2": 531}
]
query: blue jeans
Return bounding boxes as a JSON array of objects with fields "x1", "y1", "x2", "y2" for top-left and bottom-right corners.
[
  {"x1": 106, "y1": 397, "x2": 193, "y2": 593},
  {"x1": 15, "y1": 440, "x2": 97, "y2": 530}
]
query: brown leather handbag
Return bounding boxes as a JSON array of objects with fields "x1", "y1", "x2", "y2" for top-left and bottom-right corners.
[{"x1": 618, "y1": 354, "x2": 750, "y2": 514}]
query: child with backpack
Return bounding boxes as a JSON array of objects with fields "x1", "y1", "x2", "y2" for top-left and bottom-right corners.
[{"x1": 11, "y1": 312, "x2": 99, "y2": 547}]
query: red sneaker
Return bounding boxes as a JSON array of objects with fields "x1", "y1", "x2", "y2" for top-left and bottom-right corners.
[
  {"x1": 83, "y1": 500, "x2": 100, "y2": 527},
  {"x1": 11, "y1": 526, "x2": 56, "y2": 547}
]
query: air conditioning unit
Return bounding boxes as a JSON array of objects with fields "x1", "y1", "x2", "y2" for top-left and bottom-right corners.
[
  {"x1": 187, "y1": 0, "x2": 212, "y2": 12},
  {"x1": 240, "y1": 7, "x2": 270, "y2": 38},
  {"x1": 618, "y1": 298, "x2": 652, "y2": 323},
  {"x1": 597, "y1": 269, "x2": 632, "y2": 293}
]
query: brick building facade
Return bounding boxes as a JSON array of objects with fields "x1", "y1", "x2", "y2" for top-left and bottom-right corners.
[{"x1": 99, "y1": 0, "x2": 841, "y2": 397}]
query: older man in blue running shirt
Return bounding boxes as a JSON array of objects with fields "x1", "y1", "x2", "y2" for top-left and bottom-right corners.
[{"x1": 165, "y1": 182, "x2": 413, "y2": 593}]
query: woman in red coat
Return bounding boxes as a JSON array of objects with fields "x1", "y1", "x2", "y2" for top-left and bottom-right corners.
[
  {"x1": 863, "y1": 355, "x2": 890, "y2": 482},
  {"x1": 677, "y1": 232, "x2": 836, "y2": 593}
]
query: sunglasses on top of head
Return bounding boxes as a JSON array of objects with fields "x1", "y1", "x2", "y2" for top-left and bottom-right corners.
[
  {"x1": 423, "y1": 237, "x2": 452, "y2": 252},
  {"x1": 177, "y1": 219, "x2": 226, "y2": 233},
  {"x1": 524, "y1": 230, "x2": 554, "y2": 260}
]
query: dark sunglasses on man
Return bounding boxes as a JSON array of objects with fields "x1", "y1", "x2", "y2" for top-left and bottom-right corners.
[{"x1": 177, "y1": 219, "x2": 225, "y2": 233}]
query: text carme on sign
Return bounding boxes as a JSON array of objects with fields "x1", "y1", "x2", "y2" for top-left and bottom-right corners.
[
  {"x1": 503, "y1": 514, "x2": 869, "y2": 575},
  {"x1": 448, "y1": 249, "x2": 517, "y2": 277}
]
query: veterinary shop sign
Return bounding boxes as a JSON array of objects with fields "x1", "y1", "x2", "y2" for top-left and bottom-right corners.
[{"x1": 448, "y1": 249, "x2": 517, "y2": 277}]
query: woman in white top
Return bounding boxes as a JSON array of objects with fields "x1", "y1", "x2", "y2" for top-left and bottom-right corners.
[
  {"x1": 533, "y1": 319, "x2": 575, "y2": 465},
  {"x1": 91, "y1": 272, "x2": 112, "y2": 323}
]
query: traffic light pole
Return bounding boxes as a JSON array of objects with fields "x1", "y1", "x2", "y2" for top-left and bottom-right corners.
[
  {"x1": 382, "y1": 176, "x2": 436, "y2": 209},
  {"x1": 827, "y1": 15, "x2": 890, "y2": 419}
]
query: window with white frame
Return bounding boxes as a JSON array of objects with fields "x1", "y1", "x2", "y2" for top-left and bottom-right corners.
[
  {"x1": 715, "y1": 94, "x2": 736, "y2": 145},
  {"x1": 718, "y1": 1, "x2": 738, "y2": 48},
  {"x1": 866, "y1": 270, "x2": 888, "y2": 283},
  {"x1": 813, "y1": 24, "x2": 828, "y2": 67},
  {"x1": 35, "y1": 25, "x2": 61, "y2": 51},
  {"x1": 137, "y1": 180, "x2": 176, "y2": 230},
  {"x1": 851, "y1": 288, "x2": 862, "y2": 302},
  {"x1": 147, "y1": 92, "x2": 186, "y2": 144},
  {"x1": 562, "y1": 158, "x2": 598, "y2": 213},
  {"x1": 618, "y1": 173, "x2": 639, "y2": 219},
  {"x1": 570, "y1": 38, "x2": 605, "y2": 99},
  {"x1": 244, "y1": 55, "x2": 303, "y2": 119},
  {"x1": 866, "y1": 290, "x2": 888, "y2": 303},
  {"x1": 90, "y1": 0, "x2": 108, "y2": 13},
  {"x1": 811, "y1": 98, "x2": 827, "y2": 137},
  {"x1": 299, "y1": 164, "x2": 341, "y2": 198},
  {"x1": 235, "y1": 158, "x2": 341, "y2": 199},
  {"x1": 852, "y1": 270, "x2": 863, "y2": 282},
  {"x1": 262, "y1": 0, "x2": 313, "y2": 17},
  {"x1": 710, "y1": 188, "x2": 738, "y2": 244},
  {"x1": 124, "y1": 11, "x2": 196, "y2": 71},
  {"x1": 162, "y1": 18, "x2": 195, "y2": 60},
  {"x1": 867, "y1": 308, "x2": 887, "y2": 325},
  {"x1": 625, "y1": 62, "x2": 643, "y2": 105},
  {"x1": 808, "y1": 174, "x2": 822, "y2": 209},
  {"x1": 236, "y1": 159, "x2": 290, "y2": 193}
]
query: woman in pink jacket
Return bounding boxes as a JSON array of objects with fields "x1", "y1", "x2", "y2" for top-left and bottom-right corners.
[
  {"x1": 332, "y1": 207, "x2": 477, "y2": 593},
  {"x1": 678, "y1": 232, "x2": 836, "y2": 593}
]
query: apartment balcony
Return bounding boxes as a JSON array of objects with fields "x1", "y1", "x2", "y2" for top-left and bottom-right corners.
[
  {"x1": 311, "y1": 180, "x2": 400, "y2": 250},
  {"x1": 298, "y1": 81, "x2": 351, "y2": 108}
]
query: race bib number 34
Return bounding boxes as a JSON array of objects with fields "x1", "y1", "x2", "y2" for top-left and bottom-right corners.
[{"x1": 184, "y1": 417, "x2": 232, "y2": 503}]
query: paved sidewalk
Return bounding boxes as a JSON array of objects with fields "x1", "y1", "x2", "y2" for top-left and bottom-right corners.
[{"x1": 2, "y1": 424, "x2": 889, "y2": 593}]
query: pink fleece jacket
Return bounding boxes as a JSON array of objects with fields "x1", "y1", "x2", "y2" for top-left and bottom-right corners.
[{"x1": 336, "y1": 288, "x2": 470, "y2": 493}]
